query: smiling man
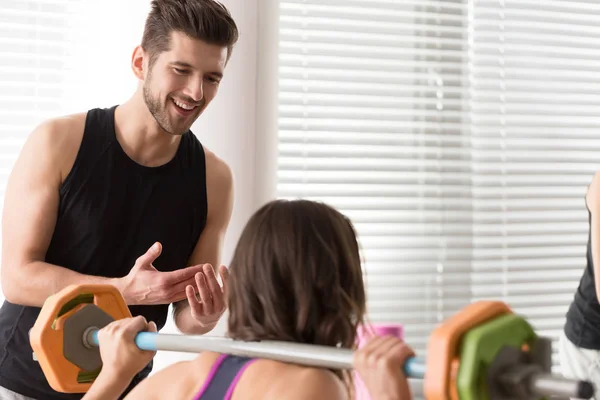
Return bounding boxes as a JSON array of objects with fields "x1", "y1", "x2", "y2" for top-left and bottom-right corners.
[{"x1": 0, "y1": 1, "x2": 238, "y2": 399}]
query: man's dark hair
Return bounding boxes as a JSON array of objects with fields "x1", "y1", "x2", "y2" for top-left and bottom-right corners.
[{"x1": 141, "y1": 0, "x2": 239, "y2": 67}]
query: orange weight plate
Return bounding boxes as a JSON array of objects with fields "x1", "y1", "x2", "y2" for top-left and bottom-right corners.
[
  {"x1": 30, "y1": 284, "x2": 131, "y2": 393},
  {"x1": 449, "y1": 357, "x2": 460, "y2": 400}
]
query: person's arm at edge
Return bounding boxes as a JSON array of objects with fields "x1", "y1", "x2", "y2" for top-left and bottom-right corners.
[
  {"x1": 172, "y1": 150, "x2": 234, "y2": 334},
  {"x1": 586, "y1": 172, "x2": 600, "y2": 302},
  {"x1": 0, "y1": 117, "x2": 125, "y2": 307}
]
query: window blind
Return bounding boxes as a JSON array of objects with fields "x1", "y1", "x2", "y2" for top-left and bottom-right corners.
[
  {"x1": 468, "y1": 0, "x2": 596, "y2": 372},
  {"x1": 276, "y1": 0, "x2": 596, "y2": 383},
  {"x1": 0, "y1": 0, "x2": 81, "y2": 304},
  {"x1": 0, "y1": 0, "x2": 76, "y2": 184},
  {"x1": 0, "y1": 0, "x2": 148, "y2": 306},
  {"x1": 277, "y1": 0, "x2": 473, "y2": 367}
]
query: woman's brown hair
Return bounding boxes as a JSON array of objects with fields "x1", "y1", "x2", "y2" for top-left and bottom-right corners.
[{"x1": 226, "y1": 199, "x2": 366, "y2": 392}]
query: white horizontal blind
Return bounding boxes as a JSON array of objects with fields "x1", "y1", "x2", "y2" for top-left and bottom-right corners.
[
  {"x1": 0, "y1": 0, "x2": 78, "y2": 191},
  {"x1": 276, "y1": 0, "x2": 472, "y2": 366},
  {"x1": 469, "y1": 0, "x2": 598, "y2": 371},
  {"x1": 0, "y1": 0, "x2": 148, "y2": 306},
  {"x1": 276, "y1": 0, "x2": 594, "y2": 380},
  {"x1": 0, "y1": 0, "x2": 81, "y2": 304}
]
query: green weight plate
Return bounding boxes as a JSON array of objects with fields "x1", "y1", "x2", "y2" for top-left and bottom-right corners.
[{"x1": 456, "y1": 313, "x2": 537, "y2": 400}]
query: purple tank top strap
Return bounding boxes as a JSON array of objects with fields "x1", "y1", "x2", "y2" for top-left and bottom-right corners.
[
  {"x1": 224, "y1": 358, "x2": 259, "y2": 399},
  {"x1": 192, "y1": 354, "x2": 228, "y2": 400},
  {"x1": 193, "y1": 354, "x2": 257, "y2": 400}
]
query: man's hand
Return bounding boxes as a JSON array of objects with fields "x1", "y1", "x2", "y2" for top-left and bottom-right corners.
[
  {"x1": 117, "y1": 242, "x2": 207, "y2": 306},
  {"x1": 185, "y1": 264, "x2": 229, "y2": 327},
  {"x1": 353, "y1": 335, "x2": 415, "y2": 400}
]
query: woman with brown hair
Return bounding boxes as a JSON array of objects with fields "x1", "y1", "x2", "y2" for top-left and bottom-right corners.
[{"x1": 83, "y1": 199, "x2": 415, "y2": 400}]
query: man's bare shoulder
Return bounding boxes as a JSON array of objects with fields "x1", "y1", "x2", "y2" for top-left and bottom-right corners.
[
  {"x1": 26, "y1": 112, "x2": 88, "y2": 181},
  {"x1": 202, "y1": 147, "x2": 234, "y2": 218},
  {"x1": 203, "y1": 147, "x2": 233, "y2": 188},
  {"x1": 27, "y1": 112, "x2": 86, "y2": 151}
]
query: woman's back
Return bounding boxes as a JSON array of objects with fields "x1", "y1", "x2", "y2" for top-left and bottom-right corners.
[{"x1": 126, "y1": 351, "x2": 347, "y2": 400}]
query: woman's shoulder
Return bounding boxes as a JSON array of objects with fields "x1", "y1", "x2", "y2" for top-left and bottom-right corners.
[
  {"x1": 234, "y1": 359, "x2": 348, "y2": 400},
  {"x1": 123, "y1": 352, "x2": 217, "y2": 400},
  {"x1": 126, "y1": 352, "x2": 347, "y2": 400}
]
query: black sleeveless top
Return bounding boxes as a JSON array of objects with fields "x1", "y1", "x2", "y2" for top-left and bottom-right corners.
[
  {"x1": 0, "y1": 106, "x2": 208, "y2": 399},
  {"x1": 565, "y1": 207, "x2": 600, "y2": 349}
]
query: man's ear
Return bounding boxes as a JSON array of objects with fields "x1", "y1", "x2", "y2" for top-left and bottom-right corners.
[{"x1": 131, "y1": 45, "x2": 147, "y2": 81}]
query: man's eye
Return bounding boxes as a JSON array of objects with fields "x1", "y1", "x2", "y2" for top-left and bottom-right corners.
[{"x1": 174, "y1": 68, "x2": 187, "y2": 74}]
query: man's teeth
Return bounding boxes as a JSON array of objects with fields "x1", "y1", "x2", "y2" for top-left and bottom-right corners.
[{"x1": 173, "y1": 99, "x2": 195, "y2": 110}]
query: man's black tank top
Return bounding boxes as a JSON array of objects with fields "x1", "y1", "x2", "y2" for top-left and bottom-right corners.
[
  {"x1": 0, "y1": 105, "x2": 208, "y2": 399},
  {"x1": 565, "y1": 207, "x2": 600, "y2": 349}
]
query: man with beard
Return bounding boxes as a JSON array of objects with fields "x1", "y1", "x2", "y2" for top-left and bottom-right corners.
[{"x1": 0, "y1": 1, "x2": 238, "y2": 399}]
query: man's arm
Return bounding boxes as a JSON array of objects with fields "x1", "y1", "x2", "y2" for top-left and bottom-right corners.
[
  {"x1": 173, "y1": 150, "x2": 234, "y2": 334},
  {"x1": 586, "y1": 172, "x2": 600, "y2": 302},
  {"x1": 0, "y1": 116, "x2": 122, "y2": 306}
]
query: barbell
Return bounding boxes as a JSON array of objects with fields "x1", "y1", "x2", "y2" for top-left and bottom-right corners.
[{"x1": 29, "y1": 284, "x2": 595, "y2": 399}]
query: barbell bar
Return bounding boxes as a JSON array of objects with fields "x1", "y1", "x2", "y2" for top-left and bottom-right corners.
[
  {"x1": 83, "y1": 330, "x2": 592, "y2": 399},
  {"x1": 29, "y1": 284, "x2": 595, "y2": 399},
  {"x1": 87, "y1": 329, "x2": 423, "y2": 373}
]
